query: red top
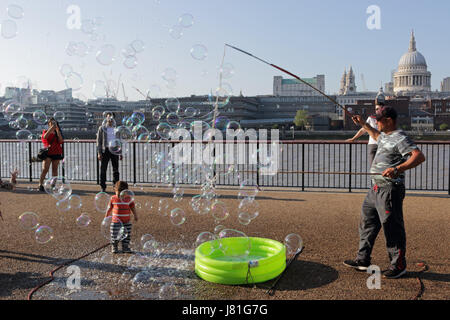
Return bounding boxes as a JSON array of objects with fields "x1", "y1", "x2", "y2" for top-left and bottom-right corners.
[
  {"x1": 42, "y1": 130, "x2": 63, "y2": 155},
  {"x1": 109, "y1": 195, "x2": 135, "y2": 223}
]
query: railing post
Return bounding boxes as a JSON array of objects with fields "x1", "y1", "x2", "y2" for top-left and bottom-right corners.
[
  {"x1": 133, "y1": 142, "x2": 137, "y2": 185},
  {"x1": 96, "y1": 150, "x2": 100, "y2": 186},
  {"x1": 349, "y1": 143, "x2": 352, "y2": 193},
  {"x1": 301, "y1": 143, "x2": 305, "y2": 192},
  {"x1": 28, "y1": 142, "x2": 33, "y2": 182}
]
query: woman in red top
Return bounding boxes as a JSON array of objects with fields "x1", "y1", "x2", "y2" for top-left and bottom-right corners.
[{"x1": 38, "y1": 118, "x2": 64, "y2": 192}]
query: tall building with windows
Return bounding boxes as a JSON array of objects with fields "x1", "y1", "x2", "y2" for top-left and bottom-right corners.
[
  {"x1": 441, "y1": 77, "x2": 450, "y2": 92},
  {"x1": 273, "y1": 75, "x2": 325, "y2": 97}
]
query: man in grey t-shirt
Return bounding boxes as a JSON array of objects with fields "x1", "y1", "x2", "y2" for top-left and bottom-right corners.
[{"x1": 344, "y1": 106, "x2": 426, "y2": 279}]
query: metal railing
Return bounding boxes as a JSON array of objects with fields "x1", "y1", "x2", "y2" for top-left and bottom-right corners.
[{"x1": 0, "y1": 140, "x2": 449, "y2": 194}]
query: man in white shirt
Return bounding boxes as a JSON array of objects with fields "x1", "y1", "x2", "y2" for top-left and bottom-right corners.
[
  {"x1": 97, "y1": 112, "x2": 122, "y2": 192},
  {"x1": 347, "y1": 92, "x2": 385, "y2": 166}
]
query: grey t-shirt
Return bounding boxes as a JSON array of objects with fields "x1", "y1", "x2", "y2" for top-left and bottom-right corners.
[{"x1": 371, "y1": 130, "x2": 418, "y2": 185}]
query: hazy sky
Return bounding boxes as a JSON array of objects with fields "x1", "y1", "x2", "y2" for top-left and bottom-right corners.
[{"x1": 0, "y1": 0, "x2": 449, "y2": 101}]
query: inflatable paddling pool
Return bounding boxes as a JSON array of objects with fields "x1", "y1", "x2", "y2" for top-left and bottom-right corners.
[{"x1": 195, "y1": 237, "x2": 286, "y2": 285}]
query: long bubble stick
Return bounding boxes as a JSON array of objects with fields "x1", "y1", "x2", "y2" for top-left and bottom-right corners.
[{"x1": 225, "y1": 44, "x2": 354, "y2": 117}]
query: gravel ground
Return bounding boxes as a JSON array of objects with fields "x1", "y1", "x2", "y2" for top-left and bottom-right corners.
[{"x1": 0, "y1": 183, "x2": 449, "y2": 300}]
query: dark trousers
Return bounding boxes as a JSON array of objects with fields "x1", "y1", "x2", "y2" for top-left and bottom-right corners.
[
  {"x1": 100, "y1": 148, "x2": 120, "y2": 190},
  {"x1": 357, "y1": 183, "x2": 407, "y2": 270}
]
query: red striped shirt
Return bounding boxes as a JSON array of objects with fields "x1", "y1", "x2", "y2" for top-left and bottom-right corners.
[{"x1": 110, "y1": 195, "x2": 135, "y2": 223}]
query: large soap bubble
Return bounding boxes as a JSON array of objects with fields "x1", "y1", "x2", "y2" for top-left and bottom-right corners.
[
  {"x1": 284, "y1": 233, "x2": 304, "y2": 256},
  {"x1": 44, "y1": 177, "x2": 72, "y2": 201},
  {"x1": 95, "y1": 192, "x2": 111, "y2": 213},
  {"x1": 218, "y1": 229, "x2": 251, "y2": 259},
  {"x1": 35, "y1": 226, "x2": 54, "y2": 244},
  {"x1": 101, "y1": 216, "x2": 126, "y2": 242},
  {"x1": 19, "y1": 212, "x2": 40, "y2": 230}
]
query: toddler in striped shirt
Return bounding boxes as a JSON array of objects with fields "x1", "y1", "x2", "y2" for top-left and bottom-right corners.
[{"x1": 105, "y1": 181, "x2": 138, "y2": 254}]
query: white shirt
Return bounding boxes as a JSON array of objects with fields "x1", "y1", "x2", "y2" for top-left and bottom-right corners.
[
  {"x1": 106, "y1": 127, "x2": 115, "y2": 146},
  {"x1": 366, "y1": 116, "x2": 379, "y2": 145}
]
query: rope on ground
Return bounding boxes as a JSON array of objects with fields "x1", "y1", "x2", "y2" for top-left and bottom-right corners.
[
  {"x1": 411, "y1": 261, "x2": 429, "y2": 300},
  {"x1": 27, "y1": 243, "x2": 110, "y2": 300}
]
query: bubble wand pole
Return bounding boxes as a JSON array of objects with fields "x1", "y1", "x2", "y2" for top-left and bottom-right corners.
[{"x1": 225, "y1": 44, "x2": 354, "y2": 117}]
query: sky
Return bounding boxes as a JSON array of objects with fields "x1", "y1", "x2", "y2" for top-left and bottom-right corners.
[{"x1": 0, "y1": 0, "x2": 449, "y2": 101}]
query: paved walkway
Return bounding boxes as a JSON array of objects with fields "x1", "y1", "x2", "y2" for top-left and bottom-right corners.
[{"x1": 0, "y1": 183, "x2": 449, "y2": 300}]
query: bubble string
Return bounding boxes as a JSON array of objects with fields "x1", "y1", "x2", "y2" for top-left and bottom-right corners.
[
  {"x1": 208, "y1": 44, "x2": 228, "y2": 187},
  {"x1": 27, "y1": 243, "x2": 110, "y2": 300}
]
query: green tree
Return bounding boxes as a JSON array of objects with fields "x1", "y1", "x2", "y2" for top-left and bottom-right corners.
[
  {"x1": 440, "y1": 123, "x2": 449, "y2": 131},
  {"x1": 294, "y1": 110, "x2": 309, "y2": 130}
]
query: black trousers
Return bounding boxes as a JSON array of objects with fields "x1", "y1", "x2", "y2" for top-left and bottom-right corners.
[{"x1": 100, "y1": 148, "x2": 120, "y2": 189}]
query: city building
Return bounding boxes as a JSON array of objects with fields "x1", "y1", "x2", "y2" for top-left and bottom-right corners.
[
  {"x1": 339, "y1": 67, "x2": 357, "y2": 95},
  {"x1": 273, "y1": 75, "x2": 325, "y2": 97},
  {"x1": 441, "y1": 77, "x2": 450, "y2": 92},
  {"x1": 393, "y1": 31, "x2": 432, "y2": 97}
]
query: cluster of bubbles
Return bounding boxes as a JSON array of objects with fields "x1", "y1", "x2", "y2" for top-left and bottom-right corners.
[
  {"x1": 121, "y1": 39, "x2": 145, "y2": 70},
  {"x1": 1, "y1": 100, "x2": 66, "y2": 142},
  {"x1": 18, "y1": 212, "x2": 54, "y2": 244},
  {"x1": 169, "y1": 13, "x2": 194, "y2": 40},
  {"x1": 1, "y1": 4, "x2": 23, "y2": 39}
]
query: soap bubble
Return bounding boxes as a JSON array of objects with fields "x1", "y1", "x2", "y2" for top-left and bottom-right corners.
[
  {"x1": 114, "y1": 126, "x2": 133, "y2": 140},
  {"x1": 166, "y1": 112, "x2": 179, "y2": 125},
  {"x1": 93, "y1": 80, "x2": 107, "y2": 98},
  {"x1": 172, "y1": 187, "x2": 184, "y2": 202},
  {"x1": 16, "y1": 130, "x2": 32, "y2": 141},
  {"x1": 0, "y1": 19, "x2": 18, "y2": 39},
  {"x1": 65, "y1": 72, "x2": 83, "y2": 91},
  {"x1": 238, "y1": 212, "x2": 252, "y2": 226},
  {"x1": 178, "y1": 13, "x2": 194, "y2": 28},
  {"x1": 226, "y1": 121, "x2": 241, "y2": 131},
  {"x1": 130, "y1": 112, "x2": 146, "y2": 126},
  {"x1": 56, "y1": 199, "x2": 71, "y2": 212},
  {"x1": 162, "y1": 68, "x2": 178, "y2": 82},
  {"x1": 119, "y1": 190, "x2": 135, "y2": 205},
  {"x1": 96, "y1": 44, "x2": 116, "y2": 66},
  {"x1": 60, "y1": 64, "x2": 73, "y2": 77},
  {"x1": 130, "y1": 39, "x2": 145, "y2": 53},
  {"x1": 76, "y1": 214, "x2": 91, "y2": 227},
  {"x1": 95, "y1": 192, "x2": 111, "y2": 213},
  {"x1": 210, "y1": 201, "x2": 229, "y2": 222},
  {"x1": 159, "y1": 283, "x2": 179, "y2": 300},
  {"x1": 284, "y1": 233, "x2": 303, "y2": 256},
  {"x1": 132, "y1": 271, "x2": 153, "y2": 287},
  {"x1": 35, "y1": 226, "x2": 54, "y2": 244},
  {"x1": 132, "y1": 125, "x2": 149, "y2": 140},
  {"x1": 238, "y1": 199, "x2": 260, "y2": 220},
  {"x1": 7, "y1": 5, "x2": 24, "y2": 19},
  {"x1": 123, "y1": 56, "x2": 138, "y2": 69},
  {"x1": 53, "y1": 111, "x2": 66, "y2": 122},
  {"x1": 140, "y1": 234, "x2": 154, "y2": 247},
  {"x1": 108, "y1": 139, "x2": 124, "y2": 155},
  {"x1": 81, "y1": 19, "x2": 96, "y2": 34},
  {"x1": 101, "y1": 216, "x2": 126, "y2": 242},
  {"x1": 191, "y1": 195, "x2": 211, "y2": 215},
  {"x1": 156, "y1": 122, "x2": 172, "y2": 140},
  {"x1": 158, "y1": 199, "x2": 169, "y2": 216},
  {"x1": 169, "y1": 24, "x2": 183, "y2": 39},
  {"x1": 44, "y1": 177, "x2": 72, "y2": 201},
  {"x1": 33, "y1": 110, "x2": 47, "y2": 125},
  {"x1": 69, "y1": 194, "x2": 82, "y2": 210},
  {"x1": 19, "y1": 212, "x2": 40, "y2": 230},
  {"x1": 190, "y1": 44, "x2": 208, "y2": 60},
  {"x1": 218, "y1": 229, "x2": 250, "y2": 258},
  {"x1": 220, "y1": 63, "x2": 235, "y2": 79},
  {"x1": 170, "y1": 208, "x2": 186, "y2": 226}
]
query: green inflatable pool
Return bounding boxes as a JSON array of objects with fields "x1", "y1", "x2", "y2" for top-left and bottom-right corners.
[{"x1": 195, "y1": 237, "x2": 286, "y2": 285}]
